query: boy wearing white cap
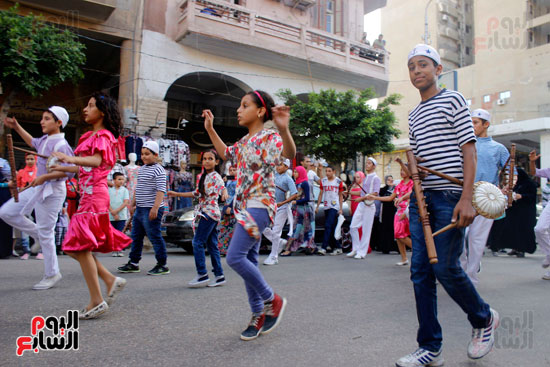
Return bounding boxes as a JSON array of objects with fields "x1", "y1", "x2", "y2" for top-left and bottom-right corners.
[
  {"x1": 397, "y1": 44, "x2": 498, "y2": 367},
  {"x1": 348, "y1": 157, "x2": 380, "y2": 259},
  {"x1": 1, "y1": 107, "x2": 74, "y2": 290},
  {"x1": 118, "y1": 140, "x2": 170, "y2": 275},
  {"x1": 460, "y1": 109, "x2": 509, "y2": 285},
  {"x1": 263, "y1": 158, "x2": 298, "y2": 265}
]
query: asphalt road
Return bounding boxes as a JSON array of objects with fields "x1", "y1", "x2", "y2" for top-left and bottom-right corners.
[{"x1": 1, "y1": 247, "x2": 549, "y2": 367}]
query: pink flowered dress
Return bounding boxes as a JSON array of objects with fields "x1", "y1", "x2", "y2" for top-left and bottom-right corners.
[
  {"x1": 62, "y1": 130, "x2": 132, "y2": 252},
  {"x1": 225, "y1": 128, "x2": 283, "y2": 239},
  {"x1": 192, "y1": 170, "x2": 225, "y2": 230},
  {"x1": 393, "y1": 179, "x2": 414, "y2": 239}
]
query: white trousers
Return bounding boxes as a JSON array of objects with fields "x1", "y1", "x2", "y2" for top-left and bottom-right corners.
[
  {"x1": 460, "y1": 215, "x2": 494, "y2": 285},
  {"x1": 350, "y1": 202, "x2": 375, "y2": 257},
  {"x1": 263, "y1": 205, "x2": 292, "y2": 258},
  {"x1": 0, "y1": 187, "x2": 65, "y2": 277},
  {"x1": 534, "y1": 203, "x2": 550, "y2": 257}
]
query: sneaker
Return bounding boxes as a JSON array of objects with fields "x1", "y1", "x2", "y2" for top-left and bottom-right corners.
[
  {"x1": 147, "y1": 264, "x2": 170, "y2": 275},
  {"x1": 354, "y1": 254, "x2": 365, "y2": 259},
  {"x1": 396, "y1": 260, "x2": 409, "y2": 266},
  {"x1": 106, "y1": 277, "x2": 127, "y2": 305},
  {"x1": 261, "y1": 293, "x2": 287, "y2": 335},
  {"x1": 35, "y1": 253, "x2": 44, "y2": 260},
  {"x1": 317, "y1": 248, "x2": 326, "y2": 256},
  {"x1": 33, "y1": 272, "x2": 62, "y2": 290},
  {"x1": 12, "y1": 250, "x2": 19, "y2": 257},
  {"x1": 112, "y1": 252, "x2": 118, "y2": 257},
  {"x1": 346, "y1": 250, "x2": 357, "y2": 258},
  {"x1": 263, "y1": 256, "x2": 279, "y2": 265},
  {"x1": 491, "y1": 251, "x2": 499, "y2": 257},
  {"x1": 117, "y1": 251, "x2": 125, "y2": 257},
  {"x1": 20, "y1": 253, "x2": 30, "y2": 260},
  {"x1": 542, "y1": 270, "x2": 550, "y2": 280},
  {"x1": 79, "y1": 301, "x2": 109, "y2": 320},
  {"x1": 117, "y1": 262, "x2": 140, "y2": 273},
  {"x1": 395, "y1": 348, "x2": 444, "y2": 367},
  {"x1": 207, "y1": 275, "x2": 226, "y2": 287},
  {"x1": 330, "y1": 248, "x2": 343, "y2": 256},
  {"x1": 542, "y1": 255, "x2": 550, "y2": 269},
  {"x1": 467, "y1": 308, "x2": 500, "y2": 359},
  {"x1": 240, "y1": 313, "x2": 265, "y2": 341},
  {"x1": 188, "y1": 274, "x2": 210, "y2": 288}
]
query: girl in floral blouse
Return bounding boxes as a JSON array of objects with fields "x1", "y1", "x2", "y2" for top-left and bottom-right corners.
[
  {"x1": 168, "y1": 150, "x2": 228, "y2": 288},
  {"x1": 203, "y1": 90, "x2": 296, "y2": 341}
]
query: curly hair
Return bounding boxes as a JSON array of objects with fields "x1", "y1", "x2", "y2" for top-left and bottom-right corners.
[
  {"x1": 91, "y1": 92, "x2": 123, "y2": 138},
  {"x1": 246, "y1": 90, "x2": 275, "y2": 122}
]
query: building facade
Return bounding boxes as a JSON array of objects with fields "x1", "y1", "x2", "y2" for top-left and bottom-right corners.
[{"x1": 379, "y1": 0, "x2": 550, "y2": 180}]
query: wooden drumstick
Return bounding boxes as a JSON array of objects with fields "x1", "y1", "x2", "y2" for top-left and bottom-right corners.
[
  {"x1": 417, "y1": 164, "x2": 463, "y2": 186},
  {"x1": 406, "y1": 149, "x2": 438, "y2": 264},
  {"x1": 6, "y1": 134, "x2": 19, "y2": 202},
  {"x1": 12, "y1": 146, "x2": 48, "y2": 159}
]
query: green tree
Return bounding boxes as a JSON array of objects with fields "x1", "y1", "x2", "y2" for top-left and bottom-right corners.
[
  {"x1": 0, "y1": 4, "x2": 86, "y2": 135},
  {"x1": 277, "y1": 88, "x2": 401, "y2": 166}
]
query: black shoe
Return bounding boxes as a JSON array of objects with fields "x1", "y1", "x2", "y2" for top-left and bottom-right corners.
[
  {"x1": 147, "y1": 264, "x2": 170, "y2": 275},
  {"x1": 507, "y1": 249, "x2": 518, "y2": 256},
  {"x1": 516, "y1": 252, "x2": 525, "y2": 258},
  {"x1": 118, "y1": 262, "x2": 140, "y2": 273}
]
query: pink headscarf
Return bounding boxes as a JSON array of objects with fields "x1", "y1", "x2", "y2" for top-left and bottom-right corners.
[
  {"x1": 295, "y1": 166, "x2": 308, "y2": 185},
  {"x1": 355, "y1": 171, "x2": 365, "y2": 186}
]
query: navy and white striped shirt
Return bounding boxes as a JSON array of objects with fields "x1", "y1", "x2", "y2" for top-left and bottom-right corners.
[
  {"x1": 409, "y1": 89, "x2": 476, "y2": 191},
  {"x1": 135, "y1": 163, "x2": 166, "y2": 207}
]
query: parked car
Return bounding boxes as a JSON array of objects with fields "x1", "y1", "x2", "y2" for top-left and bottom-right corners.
[{"x1": 162, "y1": 201, "x2": 355, "y2": 253}]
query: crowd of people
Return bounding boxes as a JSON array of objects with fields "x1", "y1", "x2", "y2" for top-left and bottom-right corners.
[{"x1": 1, "y1": 43, "x2": 549, "y2": 366}]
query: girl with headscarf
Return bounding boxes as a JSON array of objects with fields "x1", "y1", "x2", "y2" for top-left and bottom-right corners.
[
  {"x1": 281, "y1": 166, "x2": 315, "y2": 255},
  {"x1": 377, "y1": 175, "x2": 398, "y2": 254}
]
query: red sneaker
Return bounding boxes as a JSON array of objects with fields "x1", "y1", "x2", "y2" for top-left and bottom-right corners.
[
  {"x1": 261, "y1": 293, "x2": 287, "y2": 335},
  {"x1": 240, "y1": 313, "x2": 265, "y2": 341}
]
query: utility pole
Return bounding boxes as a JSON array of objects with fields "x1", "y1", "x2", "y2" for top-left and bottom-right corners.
[{"x1": 423, "y1": 0, "x2": 434, "y2": 44}]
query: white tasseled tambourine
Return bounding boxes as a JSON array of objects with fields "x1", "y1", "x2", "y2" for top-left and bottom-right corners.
[
  {"x1": 472, "y1": 181, "x2": 507, "y2": 219},
  {"x1": 46, "y1": 156, "x2": 60, "y2": 172}
]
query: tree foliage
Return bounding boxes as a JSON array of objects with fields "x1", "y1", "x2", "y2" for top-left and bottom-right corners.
[
  {"x1": 277, "y1": 88, "x2": 402, "y2": 165},
  {"x1": 0, "y1": 4, "x2": 86, "y2": 97}
]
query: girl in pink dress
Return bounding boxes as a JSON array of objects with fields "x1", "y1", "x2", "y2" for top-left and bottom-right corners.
[
  {"x1": 52, "y1": 93, "x2": 132, "y2": 319},
  {"x1": 349, "y1": 171, "x2": 365, "y2": 215},
  {"x1": 368, "y1": 167, "x2": 413, "y2": 266}
]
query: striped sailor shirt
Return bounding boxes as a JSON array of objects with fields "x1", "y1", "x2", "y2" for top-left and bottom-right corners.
[
  {"x1": 135, "y1": 163, "x2": 166, "y2": 208},
  {"x1": 408, "y1": 89, "x2": 476, "y2": 191}
]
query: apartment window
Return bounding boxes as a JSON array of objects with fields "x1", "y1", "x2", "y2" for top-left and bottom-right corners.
[
  {"x1": 466, "y1": 25, "x2": 471, "y2": 33},
  {"x1": 483, "y1": 95, "x2": 491, "y2": 103},
  {"x1": 326, "y1": 0, "x2": 334, "y2": 33},
  {"x1": 499, "y1": 91, "x2": 511, "y2": 100},
  {"x1": 547, "y1": 34, "x2": 550, "y2": 43},
  {"x1": 466, "y1": 46, "x2": 470, "y2": 55}
]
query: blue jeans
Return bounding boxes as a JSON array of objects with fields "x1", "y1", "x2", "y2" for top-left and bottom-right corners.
[
  {"x1": 129, "y1": 207, "x2": 167, "y2": 265},
  {"x1": 111, "y1": 220, "x2": 126, "y2": 232},
  {"x1": 226, "y1": 208, "x2": 273, "y2": 313},
  {"x1": 176, "y1": 183, "x2": 192, "y2": 209},
  {"x1": 192, "y1": 214, "x2": 224, "y2": 277},
  {"x1": 322, "y1": 208, "x2": 340, "y2": 250},
  {"x1": 409, "y1": 190, "x2": 491, "y2": 352}
]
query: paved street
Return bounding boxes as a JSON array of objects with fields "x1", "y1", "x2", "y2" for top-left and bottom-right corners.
[{"x1": 1, "y1": 246, "x2": 549, "y2": 367}]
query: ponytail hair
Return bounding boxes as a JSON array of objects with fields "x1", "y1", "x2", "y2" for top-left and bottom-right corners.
[
  {"x1": 198, "y1": 149, "x2": 220, "y2": 196},
  {"x1": 247, "y1": 90, "x2": 275, "y2": 122},
  {"x1": 92, "y1": 92, "x2": 123, "y2": 138}
]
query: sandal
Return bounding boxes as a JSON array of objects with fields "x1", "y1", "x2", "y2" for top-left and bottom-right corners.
[
  {"x1": 79, "y1": 301, "x2": 109, "y2": 320},
  {"x1": 280, "y1": 251, "x2": 292, "y2": 257}
]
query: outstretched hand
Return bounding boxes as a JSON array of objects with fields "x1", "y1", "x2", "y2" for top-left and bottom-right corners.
[
  {"x1": 3, "y1": 116, "x2": 18, "y2": 129},
  {"x1": 271, "y1": 105, "x2": 290, "y2": 132},
  {"x1": 529, "y1": 150, "x2": 540, "y2": 162},
  {"x1": 202, "y1": 109, "x2": 214, "y2": 131}
]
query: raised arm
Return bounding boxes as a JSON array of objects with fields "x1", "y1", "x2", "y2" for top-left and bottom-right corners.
[
  {"x1": 4, "y1": 117, "x2": 33, "y2": 147},
  {"x1": 271, "y1": 106, "x2": 296, "y2": 159},
  {"x1": 203, "y1": 109, "x2": 227, "y2": 160}
]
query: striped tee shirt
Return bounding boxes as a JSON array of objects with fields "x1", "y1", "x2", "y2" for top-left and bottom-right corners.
[
  {"x1": 135, "y1": 163, "x2": 167, "y2": 207},
  {"x1": 408, "y1": 89, "x2": 476, "y2": 191}
]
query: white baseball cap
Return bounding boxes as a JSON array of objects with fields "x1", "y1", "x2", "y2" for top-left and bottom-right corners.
[
  {"x1": 367, "y1": 157, "x2": 377, "y2": 166},
  {"x1": 143, "y1": 140, "x2": 159, "y2": 155},
  {"x1": 48, "y1": 106, "x2": 69, "y2": 128},
  {"x1": 408, "y1": 44, "x2": 441, "y2": 66},
  {"x1": 472, "y1": 109, "x2": 491, "y2": 122},
  {"x1": 282, "y1": 158, "x2": 291, "y2": 167}
]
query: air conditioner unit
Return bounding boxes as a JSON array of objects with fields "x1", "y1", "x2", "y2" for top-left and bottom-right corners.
[
  {"x1": 502, "y1": 118, "x2": 514, "y2": 124},
  {"x1": 442, "y1": 14, "x2": 449, "y2": 22},
  {"x1": 497, "y1": 99, "x2": 507, "y2": 105}
]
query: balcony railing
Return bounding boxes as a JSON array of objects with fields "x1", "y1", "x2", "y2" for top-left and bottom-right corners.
[{"x1": 177, "y1": 0, "x2": 388, "y2": 74}]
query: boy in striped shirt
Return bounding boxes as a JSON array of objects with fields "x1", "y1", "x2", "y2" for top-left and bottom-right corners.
[
  {"x1": 396, "y1": 44, "x2": 498, "y2": 367},
  {"x1": 118, "y1": 141, "x2": 170, "y2": 275}
]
